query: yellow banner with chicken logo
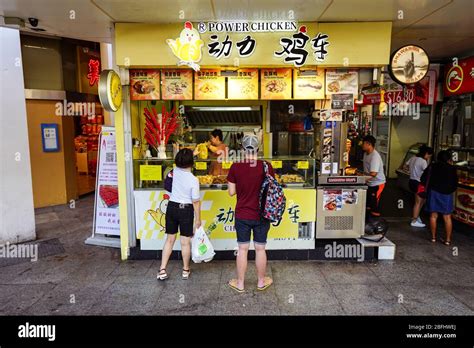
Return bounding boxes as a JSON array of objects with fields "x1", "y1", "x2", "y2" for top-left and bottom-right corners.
[{"x1": 134, "y1": 189, "x2": 316, "y2": 241}]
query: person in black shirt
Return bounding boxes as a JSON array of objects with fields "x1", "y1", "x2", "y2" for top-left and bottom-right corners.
[{"x1": 421, "y1": 150, "x2": 458, "y2": 245}]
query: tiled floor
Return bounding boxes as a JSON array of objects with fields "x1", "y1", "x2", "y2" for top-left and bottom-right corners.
[{"x1": 1, "y1": 193, "x2": 473, "y2": 316}]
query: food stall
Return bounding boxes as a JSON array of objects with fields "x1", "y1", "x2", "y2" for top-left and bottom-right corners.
[
  {"x1": 435, "y1": 56, "x2": 474, "y2": 228},
  {"x1": 108, "y1": 20, "x2": 393, "y2": 259}
]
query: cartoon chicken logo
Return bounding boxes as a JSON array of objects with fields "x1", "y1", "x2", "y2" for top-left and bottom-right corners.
[
  {"x1": 147, "y1": 194, "x2": 170, "y2": 233},
  {"x1": 166, "y1": 21, "x2": 204, "y2": 71}
]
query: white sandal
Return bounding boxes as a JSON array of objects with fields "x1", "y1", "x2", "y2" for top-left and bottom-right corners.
[
  {"x1": 182, "y1": 269, "x2": 191, "y2": 280},
  {"x1": 157, "y1": 268, "x2": 168, "y2": 281}
]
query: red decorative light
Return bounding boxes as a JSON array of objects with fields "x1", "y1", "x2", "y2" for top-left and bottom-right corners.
[{"x1": 87, "y1": 59, "x2": 100, "y2": 86}]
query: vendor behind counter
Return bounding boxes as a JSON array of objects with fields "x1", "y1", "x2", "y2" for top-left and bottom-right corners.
[{"x1": 194, "y1": 129, "x2": 229, "y2": 176}]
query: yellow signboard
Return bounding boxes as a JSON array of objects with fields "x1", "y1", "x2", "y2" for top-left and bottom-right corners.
[
  {"x1": 140, "y1": 165, "x2": 162, "y2": 181},
  {"x1": 195, "y1": 162, "x2": 207, "y2": 170},
  {"x1": 297, "y1": 161, "x2": 309, "y2": 169},
  {"x1": 222, "y1": 161, "x2": 233, "y2": 169},
  {"x1": 135, "y1": 188, "x2": 316, "y2": 241},
  {"x1": 115, "y1": 22, "x2": 392, "y2": 68},
  {"x1": 271, "y1": 160, "x2": 283, "y2": 169}
]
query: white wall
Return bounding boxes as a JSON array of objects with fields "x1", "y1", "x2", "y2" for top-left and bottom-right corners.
[{"x1": 0, "y1": 27, "x2": 36, "y2": 244}]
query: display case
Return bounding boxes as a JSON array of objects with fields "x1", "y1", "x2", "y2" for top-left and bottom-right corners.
[
  {"x1": 133, "y1": 156, "x2": 316, "y2": 190},
  {"x1": 132, "y1": 156, "x2": 317, "y2": 251},
  {"x1": 450, "y1": 147, "x2": 474, "y2": 227}
]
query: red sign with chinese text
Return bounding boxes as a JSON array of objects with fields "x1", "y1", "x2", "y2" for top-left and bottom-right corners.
[
  {"x1": 87, "y1": 59, "x2": 100, "y2": 86},
  {"x1": 444, "y1": 56, "x2": 474, "y2": 96}
]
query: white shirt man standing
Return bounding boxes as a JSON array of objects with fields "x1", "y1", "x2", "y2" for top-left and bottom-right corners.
[{"x1": 362, "y1": 135, "x2": 386, "y2": 220}]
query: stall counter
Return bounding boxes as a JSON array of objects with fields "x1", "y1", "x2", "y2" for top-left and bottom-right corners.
[{"x1": 134, "y1": 187, "x2": 316, "y2": 251}]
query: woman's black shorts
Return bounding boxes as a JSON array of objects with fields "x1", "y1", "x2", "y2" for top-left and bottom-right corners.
[{"x1": 165, "y1": 201, "x2": 194, "y2": 237}]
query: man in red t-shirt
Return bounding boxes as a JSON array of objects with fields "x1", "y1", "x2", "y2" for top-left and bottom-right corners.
[{"x1": 227, "y1": 134, "x2": 274, "y2": 293}]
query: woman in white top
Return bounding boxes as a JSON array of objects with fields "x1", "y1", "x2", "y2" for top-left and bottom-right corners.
[
  {"x1": 158, "y1": 149, "x2": 201, "y2": 281},
  {"x1": 406, "y1": 145, "x2": 433, "y2": 227}
]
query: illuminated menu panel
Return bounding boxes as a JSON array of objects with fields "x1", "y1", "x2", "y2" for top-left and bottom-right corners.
[
  {"x1": 130, "y1": 69, "x2": 160, "y2": 100},
  {"x1": 228, "y1": 69, "x2": 258, "y2": 100},
  {"x1": 161, "y1": 69, "x2": 193, "y2": 100},
  {"x1": 194, "y1": 69, "x2": 225, "y2": 100},
  {"x1": 260, "y1": 68, "x2": 292, "y2": 100}
]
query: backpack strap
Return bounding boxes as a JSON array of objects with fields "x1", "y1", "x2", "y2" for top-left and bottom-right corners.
[{"x1": 262, "y1": 160, "x2": 269, "y2": 175}]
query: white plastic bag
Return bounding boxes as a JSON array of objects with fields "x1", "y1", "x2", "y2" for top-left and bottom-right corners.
[{"x1": 191, "y1": 226, "x2": 215, "y2": 263}]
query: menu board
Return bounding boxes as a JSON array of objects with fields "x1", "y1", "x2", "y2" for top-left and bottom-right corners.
[
  {"x1": 130, "y1": 69, "x2": 160, "y2": 100},
  {"x1": 161, "y1": 69, "x2": 193, "y2": 100},
  {"x1": 331, "y1": 93, "x2": 354, "y2": 110},
  {"x1": 228, "y1": 69, "x2": 259, "y2": 100},
  {"x1": 325, "y1": 70, "x2": 358, "y2": 95},
  {"x1": 194, "y1": 69, "x2": 225, "y2": 100},
  {"x1": 260, "y1": 68, "x2": 292, "y2": 100},
  {"x1": 293, "y1": 69, "x2": 325, "y2": 99}
]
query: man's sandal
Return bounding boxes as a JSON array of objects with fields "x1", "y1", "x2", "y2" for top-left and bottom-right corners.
[
  {"x1": 157, "y1": 269, "x2": 168, "y2": 281},
  {"x1": 228, "y1": 279, "x2": 244, "y2": 293},
  {"x1": 182, "y1": 269, "x2": 191, "y2": 280},
  {"x1": 257, "y1": 276, "x2": 273, "y2": 291}
]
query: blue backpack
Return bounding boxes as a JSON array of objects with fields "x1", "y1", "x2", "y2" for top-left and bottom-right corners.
[{"x1": 259, "y1": 161, "x2": 286, "y2": 223}]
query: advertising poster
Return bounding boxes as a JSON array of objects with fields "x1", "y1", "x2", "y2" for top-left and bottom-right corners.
[
  {"x1": 130, "y1": 69, "x2": 160, "y2": 100},
  {"x1": 161, "y1": 69, "x2": 193, "y2": 100},
  {"x1": 326, "y1": 69, "x2": 358, "y2": 95},
  {"x1": 194, "y1": 69, "x2": 225, "y2": 100},
  {"x1": 227, "y1": 69, "x2": 259, "y2": 100},
  {"x1": 260, "y1": 68, "x2": 292, "y2": 100},
  {"x1": 323, "y1": 189, "x2": 343, "y2": 211},
  {"x1": 93, "y1": 128, "x2": 120, "y2": 236},
  {"x1": 343, "y1": 189, "x2": 358, "y2": 205},
  {"x1": 293, "y1": 69, "x2": 325, "y2": 99}
]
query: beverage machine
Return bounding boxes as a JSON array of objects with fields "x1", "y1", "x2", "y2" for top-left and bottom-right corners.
[{"x1": 315, "y1": 110, "x2": 369, "y2": 239}]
